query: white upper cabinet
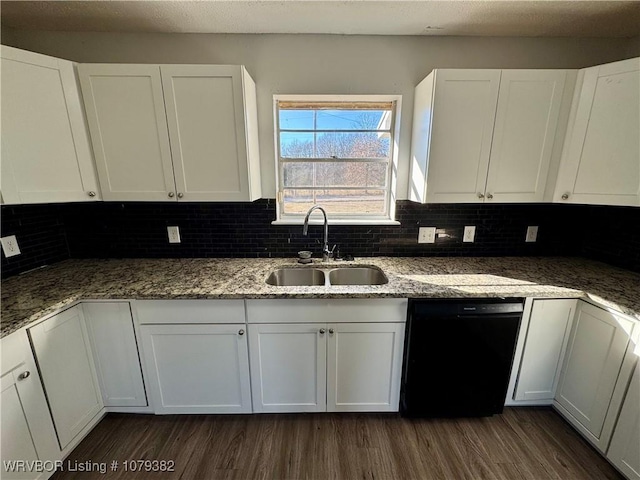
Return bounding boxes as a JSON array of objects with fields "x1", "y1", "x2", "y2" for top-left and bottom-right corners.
[
  {"x1": 161, "y1": 65, "x2": 261, "y2": 201},
  {"x1": 78, "y1": 64, "x2": 176, "y2": 202},
  {"x1": 410, "y1": 69, "x2": 500, "y2": 203},
  {"x1": 554, "y1": 57, "x2": 640, "y2": 206},
  {"x1": 1, "y1": 46, "x2": 100, "y2": 204},
  {"x1": 486, "y1": 70, "x2": 567, "y2": 203},
  {"x1": 409, "y1": 68, "x2": 572, "y2": 203},
  {"x1": 79, "y1": 63, "x2": 261, "y2": 202}
]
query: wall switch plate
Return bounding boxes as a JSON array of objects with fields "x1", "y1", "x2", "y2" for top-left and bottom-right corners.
[
  {"x1": 1, "y1": 235, "x2": 21, "y2": 257},
  {"x1": 526, "y1": 226, "x2": 538, "y2": 243},
  {"x1": 418, "y1": 227, "x2": 437, "y2": 244},
  {"x1": 463, "y1": 226, "x2": 476, "y2": 243},
  {"x1": 167, "y1": 226, "x2": 181, "y2": 244}
]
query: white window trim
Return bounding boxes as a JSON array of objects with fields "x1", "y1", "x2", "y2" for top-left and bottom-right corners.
[{"x1": 272, "y1": 94, "x2": 402, "y2": 225}]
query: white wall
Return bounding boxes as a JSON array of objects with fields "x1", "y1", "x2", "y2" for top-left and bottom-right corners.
[{"x1": 2, "y1": 30, "x2": 635, "y2": 199}]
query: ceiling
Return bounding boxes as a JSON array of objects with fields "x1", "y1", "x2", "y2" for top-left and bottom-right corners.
[{"x1": 1, "y1": 1, "x2": 640, "y2": 38}]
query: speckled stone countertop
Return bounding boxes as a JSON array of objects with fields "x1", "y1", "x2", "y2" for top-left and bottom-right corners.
[{"x1": 2, "y1": 257, "x2": 639, "y2": 338}]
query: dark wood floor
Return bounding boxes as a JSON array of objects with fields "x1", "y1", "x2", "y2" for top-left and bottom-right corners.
[{"x1": 52, "y1": 408, "x2": 622, "y2": 480}]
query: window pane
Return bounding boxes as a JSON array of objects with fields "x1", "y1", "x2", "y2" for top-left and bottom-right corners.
[
  {"x1": 283, "y1": 162, "x2": 387, "y2": 188},
  {"x1": 280, "y1": 132, "x2": 390, "y2": 159},
  {"x1": 279, "y1": 110, "x2": 316, "y2": 130},
  {"x1": 315, "y1": 110, "x2": 389, "y2": 131},
  {"x1": 282, "y1": 189, "x2": 386, "y2": 215},
  {"x1": 279, "y1": 109, "x2": 391, "y2": 132}
]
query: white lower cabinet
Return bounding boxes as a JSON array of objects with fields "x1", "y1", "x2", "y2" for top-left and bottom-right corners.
[
  {"x1": 511, "y1": 299, "x2": 576, "y2": 403},
  {"x1": 327, "y1": 322, "x2": 405, "y2": 412},
  {"x1": 83, "y1": 302, "x2": 147, "y2": 408},
  {"x1": 1, "y1": 331, "x2": 60, "y2": 480},
  {"x1": 607, "y1": 361, "x2": 640, "y2": 480},
  {"x1": 28, "y1": 305, "x2": 103, "y2": 451},
  {"x1": 248, "y1": 321, "x2": 405, "y2": 413},
  {"x1": 248, "y1": 323, "x2": 327, "y2": 413},
  {"x1": 554, "y1": 300, "x2": 637, "y2": 452},
  {"x1": 140, "y1": 324, "x2": 252, "y2": 414}
]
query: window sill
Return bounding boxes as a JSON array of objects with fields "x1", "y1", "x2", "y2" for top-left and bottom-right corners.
[{"x1": 271, "y1": 219, "x2": 401, "y2": 226}]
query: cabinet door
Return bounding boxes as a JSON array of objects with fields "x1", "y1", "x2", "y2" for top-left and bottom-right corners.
[
  {"x1": 486, "y1": 70, "x2": 567, "y2": 203},
  {"x1": 425, "y1": 69, "x2": 500, "y2": 203},
  {"x1": 555, "y1": 57, "x2": 640, "y2": 206},
  {"x1": 327, "y1": 322, "x2": 404, "y2": 412},
  {"x1": 1, "y1": 371, "x2": 39, "y2": 480},
  {"x1": 555, "y1": 302, "x2": 633, "y2": 441},
  {"x1": 78, "y1": 64, "x2": 177, "y2": 201},
  {"x1": 29, "y1": 306, "x2": 103, "y2": 449},
  {"x1": 161, "y1": 65, "x2": 255, "y2": 201},
  {"x1": 84, "y1": 303, "x2": 147, "y2": 408},
  {"x1": 140, "y1": 324, "x2": 251, "y2": 414},
  {"x1": 607, "y1": 361, "x2": 640, "y2": 480},
  {"x1": 514, "y1": 299, "x2": 575, "y2": 402},
  {"x1": 248, "y1": 323, "x2": 326, "y2": 413},
  {"x1": 1, "y1": 46, "x2": 100, "y2": 204}
]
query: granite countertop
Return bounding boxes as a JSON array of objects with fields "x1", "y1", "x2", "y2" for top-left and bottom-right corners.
[{"x1": 2, "y1": 256, "x2": 639, "y2": 338}]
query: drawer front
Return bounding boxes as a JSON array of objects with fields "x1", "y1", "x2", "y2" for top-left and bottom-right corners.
[
  {"x1": 246, "y1": 299, "x2": 408, "y2": 324},
  {"x1": 135, "y1": 300, "x2": 246, "y2": 324}
]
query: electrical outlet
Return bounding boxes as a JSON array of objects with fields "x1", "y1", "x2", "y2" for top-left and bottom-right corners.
[
  {"x1": 526, "y1": 226, "x2": 538, "y2": 243},
  {"x1": 418, "y1": 227, "x2": 437, "y2": 244},
  {"x1": 167, "y1": 226, "x2": 181, "y2": 244},
  {"x1": 463, "y1": 226, "x2": 476, "y2": 243},
  {"x1": 1, "y1": 235, "x2": 21, "y2": 257}
]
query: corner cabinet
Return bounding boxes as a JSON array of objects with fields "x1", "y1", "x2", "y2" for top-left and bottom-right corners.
[
  {"x1": 1, "y1": 46, "x2": 100, "y2": 204},
  {"x1": 507, "y1": 298, "x2": 576, "y2": 405},
  {"x1": 554, "y1": 57, "x2": 640, "y2": 206},
  {"x1": 409, "y1": 68, "x2": 572, "y2": 204},
  {"x1": 554, "y1": 300, "x2": 638, "y2": 453},
  {"x1": 83, "y1": 302, "x2": 147, "y2": 408},
  {"x1": 28, "y1": 305, "x2": 103, "y2": 450},
  {"x1": 78, "y1": 64, "x2": 261, "y2": 202}
]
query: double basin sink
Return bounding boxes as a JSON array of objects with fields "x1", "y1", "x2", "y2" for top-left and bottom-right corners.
[{"x1": 266, "y1": 266, "x2": 388, "y2": 287}]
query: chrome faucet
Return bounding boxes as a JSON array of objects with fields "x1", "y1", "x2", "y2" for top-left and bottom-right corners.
[{"x1": 302, "y1": 205, "x2": 331, "y2": 261}]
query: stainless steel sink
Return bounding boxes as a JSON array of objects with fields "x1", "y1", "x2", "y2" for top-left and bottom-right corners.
[
  {"x1": 266, "y1": 268, "x2": 326, "y2": 286},
  {"x1": 328, "y1": 267, "x2": 388, "y2": 286}
]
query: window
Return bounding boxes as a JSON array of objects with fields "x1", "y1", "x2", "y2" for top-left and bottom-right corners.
[{"x1": 274, "y1": 95, "x2": 401, "y2": 224}]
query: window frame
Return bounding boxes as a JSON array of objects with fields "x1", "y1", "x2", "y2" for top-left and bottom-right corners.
[{"x1": 272, "y1": 94, "x2": 402, "y2": 225}]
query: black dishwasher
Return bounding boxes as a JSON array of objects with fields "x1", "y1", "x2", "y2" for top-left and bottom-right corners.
[{"x1": 400, "y1": 298, "x2": 523, "y2": 417}]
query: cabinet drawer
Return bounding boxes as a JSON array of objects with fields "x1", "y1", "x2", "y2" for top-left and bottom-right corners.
[
  {"x1": 246, "y1": 299, "x2": 408, "y2": 324},
  {"x1": 135, "y1": 300, "x2": 245, "y2": 324}
]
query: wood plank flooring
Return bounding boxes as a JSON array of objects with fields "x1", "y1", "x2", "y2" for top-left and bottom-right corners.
[{"x1": 51, "y1": 408, "x2": 622, "y2": 480}]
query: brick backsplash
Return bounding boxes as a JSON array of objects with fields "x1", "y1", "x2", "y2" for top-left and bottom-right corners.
[
  {"x1": 1, "y1": 204, "x2": 70, "y2": 278},
  {"x1": 2, "y1": 200, "x2": 639, "y2": 279}
]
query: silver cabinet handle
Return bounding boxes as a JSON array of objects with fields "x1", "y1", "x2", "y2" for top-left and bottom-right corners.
[
  {"x1": 18, "y1": 371, "x2": 30, "y2": 381},
  {"x1": 168, "y1": 192, "x2": 175, "y2": 198},
  {"x1": 177, "y1": 193, "x2": 184, "y2": 199},
  {"x1": 87, "y1": 191, "x2": 96, "y2": 197},
  {"x1": 486, "y1": 193, "x2": 493, "y2": 200},
  {"x1": 477, "y1": 193, "x2": 485, "y2": 199},
  {"x1": 238, "y1": 329, "x2": 245, "y2": 336},
  {"x1": 319, "y1": 328, "x2": 326, "y2": 335},
  {"x1": 562, "y1": 193, "x2": 569, "y2": 200},
  {"x1": 328, "y1": 328, "x2": 334, "y2": 335}
]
